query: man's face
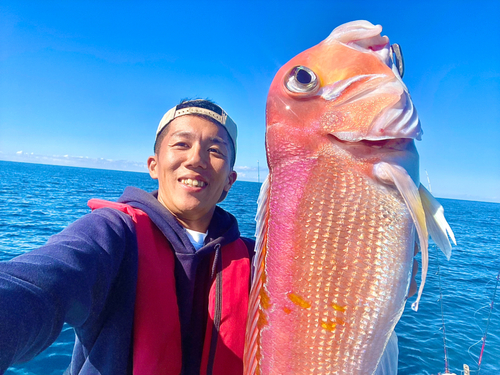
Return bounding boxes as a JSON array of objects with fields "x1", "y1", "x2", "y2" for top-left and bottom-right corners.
[{"x1": 148, "y1": 115, "x2": 237, "y2": 230}]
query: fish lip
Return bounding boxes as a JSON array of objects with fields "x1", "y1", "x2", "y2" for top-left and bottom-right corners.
[{"x1": 328, "y1": 134, "x2": 412, "y2": 151}]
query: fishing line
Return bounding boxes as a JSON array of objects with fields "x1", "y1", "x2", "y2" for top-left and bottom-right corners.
[
  {"x1": 466, "y1": 303, "x2": 489, "y2": 365},
  {"x1": 462, "y1": 271, "x2": 499, "y2": 373},
  {"x1": 477, "y1": 269, "x2": 500, "y2": 374},
  {"x1": 467, "y1": 338, "x2": 482, "y2": 370},
  {"x1": 426, "y1": 170, "x2": 452, "y2": 374},
  {"x1": 435, "y1": 245, "x2": 451, "y2": 374}
]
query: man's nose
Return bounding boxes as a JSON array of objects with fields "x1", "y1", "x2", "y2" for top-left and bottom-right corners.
[{"x1": 185, "y1": 144, "x2": 208, "y2": 169}]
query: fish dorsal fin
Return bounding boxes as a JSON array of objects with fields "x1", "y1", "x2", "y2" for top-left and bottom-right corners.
[
  {"x1": 244, "y1": 176, "x2": 271, "y2": 374},
  {"x1": 326, "y1": 20, "x2": 386, "y2": 47},
  {"x1": 374, "y1": 162, "x2": 428, "y2": 312},
  {"x1": 418, "y1": 185, "x2": 456, "y2": 260},
  {"x1": 254, "y1": 176, "x2": 270, "y2": 257}
]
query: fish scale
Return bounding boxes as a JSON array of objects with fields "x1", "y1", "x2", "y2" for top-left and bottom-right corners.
[{"x1": 259, "y1": 154, "x2": 414, "y2": 374}]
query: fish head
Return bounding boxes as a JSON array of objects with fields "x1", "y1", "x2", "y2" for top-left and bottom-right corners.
[{"x1": 266, "y1": 20, "x2": 421, "y2": 181}]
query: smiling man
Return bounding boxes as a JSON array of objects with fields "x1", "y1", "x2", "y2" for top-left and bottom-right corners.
[
  {"x1": 0, "y1": 99, "x2": 254, "y2": 375},
  {"x1": 149, "y1": 100, "x2": 238, "y2": 232}
]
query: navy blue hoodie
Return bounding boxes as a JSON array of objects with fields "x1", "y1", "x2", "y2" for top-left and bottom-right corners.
[{"x1": 0, "y1": 187, "x2": 248, "y2": 374}]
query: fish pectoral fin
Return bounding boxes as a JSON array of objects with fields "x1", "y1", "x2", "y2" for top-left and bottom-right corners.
[
  {"x1": 418, "y1": 185, "x2": 456, "y2": 260},
  {"x1": 373, "y1": 162, "x2": 428, "y2": 250},
  {"x1": 373, "y1": 162, "x2": 428, "y2": 312}
]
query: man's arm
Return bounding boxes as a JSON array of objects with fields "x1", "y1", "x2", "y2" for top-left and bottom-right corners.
[{"x1": 0, "y1": 208, "x2": 136, "y2": 372}]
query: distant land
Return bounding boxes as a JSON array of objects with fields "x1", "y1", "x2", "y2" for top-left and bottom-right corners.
[{"x1": 0, "y1": 151, "x2": 148, "y2": 173}]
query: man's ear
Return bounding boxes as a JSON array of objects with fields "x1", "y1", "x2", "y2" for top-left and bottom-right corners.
[
  {"x1": 218, "y1": 171, "x2": 237, "y2": 203},
  {"x1": 224, "y1": 170, "x2": 237, "y2": 192},
  {"x1": 147, "y1": 156, "x2": 158, "y2": 180}
]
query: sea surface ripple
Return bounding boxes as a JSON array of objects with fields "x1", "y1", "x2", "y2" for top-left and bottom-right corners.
[{"x1": 1, "y1": 161, "x2": 498, "y2": 374}]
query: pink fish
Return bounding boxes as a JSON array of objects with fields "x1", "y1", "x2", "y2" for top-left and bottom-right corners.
[{"x1": 244, "y1": 20, "x2": 456, "y2": 374}]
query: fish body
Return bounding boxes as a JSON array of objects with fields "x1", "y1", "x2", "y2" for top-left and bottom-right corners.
[{"x1": 244, "y1": 21, "x2": 455, "y2": 375}]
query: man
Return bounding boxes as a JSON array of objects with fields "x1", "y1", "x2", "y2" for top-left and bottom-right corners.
[{"x1": 0, "y1": 99, "x2": 253, "y2": 374}]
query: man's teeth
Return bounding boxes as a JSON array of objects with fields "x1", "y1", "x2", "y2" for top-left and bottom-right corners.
[{"x1": 181, "y1": 179, "x2": 206, "y2": 188}]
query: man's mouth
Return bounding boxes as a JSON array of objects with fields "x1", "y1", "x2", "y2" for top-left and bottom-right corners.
[{"x1": 180, "y1": 178, "x2": 207, "y2": 188}]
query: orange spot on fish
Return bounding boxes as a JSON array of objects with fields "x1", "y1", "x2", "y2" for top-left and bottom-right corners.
[
  {"x1": 283, "y1": 307, "x2": 292, "y2": 314},
  {"x1": 321, "y1": 320, "x2": 337, "y2": 331},
  {"x1": 321, "y1": 317, "x2": 345, "y2": 332},
  {"x1": 332, "y1": 303, "x2": 347, "y2": 312},
  {"x1": 287, "y1": 293, "x2": 311, "y2": 309}
]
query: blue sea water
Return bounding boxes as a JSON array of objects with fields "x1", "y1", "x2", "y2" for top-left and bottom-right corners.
[{"x1": 0, "y1": 160, "x2": 499, "y2": 375}]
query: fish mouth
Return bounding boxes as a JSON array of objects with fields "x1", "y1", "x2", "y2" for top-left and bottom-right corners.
[
  {"x1": 320, "y1": 76, "x2": 422, "y2": 141},
  {"x1": 328, "y1": 134, "x2": 412, "y2": 151}
]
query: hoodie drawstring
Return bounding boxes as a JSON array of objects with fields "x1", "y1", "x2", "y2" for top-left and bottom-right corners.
[{"x1": 207, "y1": 243, "x2": 222, "y2": 375}]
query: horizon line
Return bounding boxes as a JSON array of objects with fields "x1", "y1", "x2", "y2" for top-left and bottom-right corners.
[{"x1": 1, "y1": 155, "x2": 498, "y2": 204}]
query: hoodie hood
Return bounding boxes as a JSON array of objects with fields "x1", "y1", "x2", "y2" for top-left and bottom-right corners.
[{"x1": 117, "y1": 186, "x2": 241, "y2": 254}]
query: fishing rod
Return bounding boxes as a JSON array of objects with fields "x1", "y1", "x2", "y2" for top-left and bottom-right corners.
[{"x1": 257, "y1": 160, "x2": 260, "y2": 184}]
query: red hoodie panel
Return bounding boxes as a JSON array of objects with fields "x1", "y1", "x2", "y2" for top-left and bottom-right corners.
[
  {"x1": 88, "y1": 199, "x2": 182, "y2": 374},
  {"x1": 200, "y1": 241, "x2": 250, "y2": 375}
]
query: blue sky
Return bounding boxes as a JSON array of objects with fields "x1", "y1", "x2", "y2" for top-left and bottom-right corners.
[{"x1": 0, "y1": 1, "x2": 499, "y2": 202}]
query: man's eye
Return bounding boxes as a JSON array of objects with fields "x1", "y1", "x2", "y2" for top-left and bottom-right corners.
[
  {"x1": 208, "y1": 147, "x2": 223, "y2": 155},
  {"x1": 172, "y1": 142, "x2": 189, "y2": 148}
]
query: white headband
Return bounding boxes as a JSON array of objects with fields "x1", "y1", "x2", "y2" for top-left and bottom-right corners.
[{"x1": 156, "y1": 101, "x2": 237, "y2": 153}]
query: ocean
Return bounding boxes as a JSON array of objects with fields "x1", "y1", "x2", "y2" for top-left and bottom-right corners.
[{"x1": 1, "y1": 160, "x2": 499, "y2": 375}]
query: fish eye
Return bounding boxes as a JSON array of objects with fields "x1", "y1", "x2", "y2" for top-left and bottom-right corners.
[{"x1": 284, "y1": 66, "x2": 319, "y2": 95}]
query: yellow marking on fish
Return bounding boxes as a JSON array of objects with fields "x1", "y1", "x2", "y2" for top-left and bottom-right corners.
[
  {"x1": 258, "y1": 308, "x2": 268, "y2": 329},
  {"x1": 321, "y1": 320, "x2": 337, "y2": 331},
  {"x1": 260, "y1": 288, "x2": 271, "y2": 310},
  {"x1": 259, "y1": 249, "x2": 271, "y2": 311},
  {"x1": 321, "y1": 317, "x2": 345, "y2": 332},
  {"x1": 257, "y1": 243, "x2": 270, "y2": 328},
  {"x1": 332, "y1": 303, "x2": 347, "y2": 312},
  {"x1": 283, "y1": 307, "x2": 292, "y2": 314},
  {"x1": 287, "y1": 293, "x2": 311, "y2": 309}
]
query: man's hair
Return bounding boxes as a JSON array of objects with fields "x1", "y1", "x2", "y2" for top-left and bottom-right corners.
[{"x1": 154, "y1": 98, "x2": 236, "y2": 169}]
